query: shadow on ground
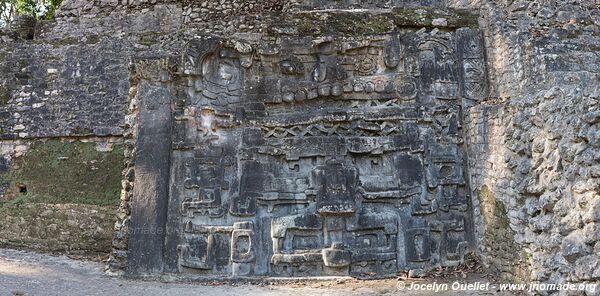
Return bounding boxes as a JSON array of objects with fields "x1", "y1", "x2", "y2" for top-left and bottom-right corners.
[{"x1": 0, "y1": 249, "x2": 512, "y2": 296}]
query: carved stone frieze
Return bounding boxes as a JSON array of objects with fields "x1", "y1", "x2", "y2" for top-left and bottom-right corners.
[{"x1": 130, "y1": 26, "x2": 486, "y2": 278}]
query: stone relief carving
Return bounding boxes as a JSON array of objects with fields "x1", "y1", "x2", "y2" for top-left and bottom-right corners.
[{"x1": 161, "y1": 28, "x2": 486, "y2": 278}]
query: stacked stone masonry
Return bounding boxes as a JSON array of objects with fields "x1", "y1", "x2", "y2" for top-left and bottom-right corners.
[
  {"x1": 0, "y1": 0, "x2": 598, "y2": 292},
  {"x1": 460, "y1": 0, "x2": 600, "y2": 291}
]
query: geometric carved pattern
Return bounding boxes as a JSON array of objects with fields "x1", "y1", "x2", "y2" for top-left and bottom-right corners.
[{"x1": 163, "y1": 27, "x2": 486, "y2": 278}]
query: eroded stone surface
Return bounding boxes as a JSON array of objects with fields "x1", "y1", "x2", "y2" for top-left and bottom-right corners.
[
  {"x1": 462, "y1": 0, "x2": 600, "y2": 288},
  {"x1": 0, "y1": 0, "x2": 598, "y2": 288},
  {"x1": 125, "y1": 19, "x2": 487, "y2": 278}
]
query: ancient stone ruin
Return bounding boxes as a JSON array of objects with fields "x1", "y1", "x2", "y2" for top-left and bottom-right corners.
[
  {"x1": 0, "y1": 0, "x2": 599, "y2": 287},
  {"x1": 127, "y1": 26, "x2": 485, "y2": 277}
]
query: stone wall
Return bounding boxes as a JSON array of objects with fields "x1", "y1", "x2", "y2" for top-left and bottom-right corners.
[
  {"x1": 459, "y1": 0, "x2": 600, "y2": 290},
  {"x1": 0, "y1": 138, "x2": 124, "y2": 254},
  {"x1": 0, "y1": 0, "x2": 598, "y2": 288},
  {"x1": 1, "y1": 5, "x2": 134, "y2": 254},
  {"x1": 101, "y1": 1, "x2": 481, "y2": 276},
  {"x1": 0, "y1": 0, "x2": 188, "y2": 256},
  {"x1": 1, "y1": 0, "x2": 483, "y2": 276},
  {"x1": 0, "y1": 203, "x2": 115, "y2": 254}
]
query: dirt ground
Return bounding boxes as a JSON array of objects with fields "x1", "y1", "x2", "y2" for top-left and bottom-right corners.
[{"x1": 0, "y1": 249, "x2": 513, "y2": 296}]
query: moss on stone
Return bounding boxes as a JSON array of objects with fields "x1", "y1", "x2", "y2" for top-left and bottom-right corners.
[
  {"x1": 588, "y1": 44, "x2": 600, "y2": 52},
  {"x1": 0, "y1": 203, "x2": 116, "y2": 253},
  {"x1": 478, "y1": 185, "x2": 530, "y2": 282},
  {"x1": 85, "y1": 34, "x2": 101, "y2": 44},
  {"x1": 289, "y1": 7, "x2": 479, "y2": 37},
  {"x1": 479, "y1": 186, "x2": 510, "y2": 228},
  {"x1": 49, "y1": 36, "x2": 79, "y2": 47},
  {"x1": 0, "y1": 139, "x2": 124, "y2": 207},
  {"x1": 138, "y1": 31, "x2": 161, "y2": 46},
  {"x1": 0, "y1": 85, "x2": 10, "y2": 105}
]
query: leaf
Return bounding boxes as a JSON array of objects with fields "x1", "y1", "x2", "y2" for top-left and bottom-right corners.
[{"x1": 0, "y1": 0, "x2": 63, "y2": 27}]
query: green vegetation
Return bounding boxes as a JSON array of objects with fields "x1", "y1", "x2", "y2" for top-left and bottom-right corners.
[
  {"x1": 0, "y1": 85, "x2": 9, "y2": 105},
  {"x1": 48, "y1": 35, "x2": 78, "y2": 46},
  {"x1": 84, "y1": 34, "x2": 100, "y2": 44},
  {"x1": 478, "y1": 185, "x2": 530, "y2": 281},
  {"x1": 0, "y1": 0, "x2": 62, "y2": 27},
  {"x1": 478, "y1": 185, "x2": 511, "y2": 228},
  {"x1": 0, "y1": 139, "x2": 124, "y2": 207},
  {"x1": 138, "y1": 31, "x2": 161, "y2": 46}
]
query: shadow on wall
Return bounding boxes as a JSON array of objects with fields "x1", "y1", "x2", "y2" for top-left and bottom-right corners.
[{"x1": 477, "y1": 184, "x2": 530, "y2": 282}]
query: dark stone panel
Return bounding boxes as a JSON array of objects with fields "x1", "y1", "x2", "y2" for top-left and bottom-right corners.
[{"x1": 126, "y1": 80, "x2": 172, "y2": 275}]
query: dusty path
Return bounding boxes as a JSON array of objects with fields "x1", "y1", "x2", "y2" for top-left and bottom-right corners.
[{"x1": 0, "y1": 249, "x2": 510, "y2": 296}]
